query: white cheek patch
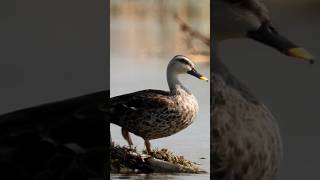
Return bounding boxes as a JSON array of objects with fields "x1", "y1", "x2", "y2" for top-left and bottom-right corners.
[
  {"x1": 241, "y1": 11, "x2": 262, "y2": 31},
  {"x1": 185, "y1": 64, "x2": 191, "y2": 71},
  {"x1": 178, "y1": 64, "x2": 188, "y2": 73},
  {"x1": 232, "y1": 7, "x2": 261, "y2": 32}
]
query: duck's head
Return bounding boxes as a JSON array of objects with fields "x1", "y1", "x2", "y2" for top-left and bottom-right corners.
[
  {"x1": 214, "y1": 0, "x2": 314, "y2": 64},
  {"x1": 168, "y1": 55, "x2": 208, "y2": 81}
]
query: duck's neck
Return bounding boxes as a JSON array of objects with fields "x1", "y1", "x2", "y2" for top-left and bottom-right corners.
[
  {"x1": 212, "y1": 40, "x2": 259, "y2": 104},
  {"x1": 167, "y1": 68, "x2": 189, "y2": 94},
  {"x1": 212, "y1": 40, "x2": 224, "y2": 73},
  {"x1": 212, "y1": 39, "x2": 244, "y2": 78}
]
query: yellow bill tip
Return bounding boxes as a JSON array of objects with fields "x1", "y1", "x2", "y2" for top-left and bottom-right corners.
[
  {"x1": 287, "y1": 48, "x2": 315, "y2": 64},
  {"x1": 199, "y1": 76, "x2": 208, "y2": 82}
]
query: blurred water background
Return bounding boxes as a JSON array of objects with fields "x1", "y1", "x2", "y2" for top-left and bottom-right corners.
[{"x1": 110, "y1": 0, "x2": 210, "y2": 179}]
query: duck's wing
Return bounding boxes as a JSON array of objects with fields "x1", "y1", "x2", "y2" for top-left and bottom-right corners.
[
  {"x1": 0, "y1": 90, "x2": 108, "y2": 179},
  {"x1": 102, "y1": 89, "x2": 171, "y2": 124}
]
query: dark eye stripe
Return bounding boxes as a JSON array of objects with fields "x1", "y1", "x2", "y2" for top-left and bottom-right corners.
[{"x1": 177, "y1": 58, "x2": 190, "y2": 65}]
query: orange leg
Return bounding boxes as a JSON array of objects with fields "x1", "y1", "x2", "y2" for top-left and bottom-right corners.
[
  {"x1": 121, "y1": 128, "x2": 133, "y2": 148},
  {"x1": 144, "y1": 139, "x2": 152, "y2": 155}
]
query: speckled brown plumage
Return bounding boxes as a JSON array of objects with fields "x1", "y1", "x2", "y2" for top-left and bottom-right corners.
[
  {"x1": 107, "y1": 87, "x2": 198, "y2": 140},
  {"x1": 211, "y1": 60, "x2": 282, "y2": 180}
]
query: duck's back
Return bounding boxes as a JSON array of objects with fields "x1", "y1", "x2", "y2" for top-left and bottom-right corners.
[
  {"x1": 211, "y1": 62, "x2": 282, "y2": 180},
  {"x1": 107, "y1": 88, "x2": 199, "y2": 140}
]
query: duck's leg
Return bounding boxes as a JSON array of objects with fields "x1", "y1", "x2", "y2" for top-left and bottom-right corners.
[
  {"x1": 144, "y1": 139, "x2": 152, "y2": 155},
  {"x1": 121, "y1": 127, "x2": 133, "y2": 148},
  {"x1": 110, "y1": 130, "x2": 114, "y2": 146}
]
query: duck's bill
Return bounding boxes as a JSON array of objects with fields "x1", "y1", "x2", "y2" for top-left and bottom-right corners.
[
  {"x1": 247, "y1": 23, "x2": 314, "y2": 64},
  {"x1": 187, "y1": 68, "x2": 208, "y2": 82}
]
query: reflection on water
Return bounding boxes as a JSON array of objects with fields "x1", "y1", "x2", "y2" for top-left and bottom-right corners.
[{"x1": 110, "y1": 1, "x2": 210, "y2": 179}]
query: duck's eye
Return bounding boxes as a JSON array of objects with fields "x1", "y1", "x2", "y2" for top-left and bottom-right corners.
[
  {"x1": 177, "y1": 58, "x2": 191, "y2": 66},
  {"x1": 262, "y1": 23, "x2": 278, "y2": 35},
  {"x1": 268, "y1": 25, "x2": 278, "y2": 34}
]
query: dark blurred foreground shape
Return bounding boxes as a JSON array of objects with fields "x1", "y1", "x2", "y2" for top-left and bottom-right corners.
[
  {"x1": 0, "y1": 91, "x2": 109, "y2": 180},
  {"x1": 0, "y1": 0, "x2": 109, "y2": 178}
]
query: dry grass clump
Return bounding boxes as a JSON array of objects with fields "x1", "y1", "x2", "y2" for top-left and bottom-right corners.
[
  {"x1": 110, "y1": 145, "x2": 205, "y2": 173},
  {"x1": 145, "y1": 148, "x2": 196, "y2": 168}
]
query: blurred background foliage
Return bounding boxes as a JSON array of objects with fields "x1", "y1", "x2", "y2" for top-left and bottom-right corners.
[{"x1": 110, "y1": 0, "x2": 210, "y2": 64}]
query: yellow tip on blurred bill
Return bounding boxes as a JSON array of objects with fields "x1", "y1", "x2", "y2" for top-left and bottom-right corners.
[
  {"x1": 199, "y1": 76, "x2": 208, "y2": 81},
  {"x1": 288, "y1": 48, "x2": 315, "y2": 64}
]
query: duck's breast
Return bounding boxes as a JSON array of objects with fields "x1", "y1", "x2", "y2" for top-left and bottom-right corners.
[{"x1": 133, "y1": 91, "x2": 199, "y2": 140}]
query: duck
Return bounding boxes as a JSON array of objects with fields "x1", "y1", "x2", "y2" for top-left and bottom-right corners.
[
  {"x1": 105, "y1": 55, "x2": 208, "y2": 154},
  {"x1": 212, "y1": 0, "x2": 314, "y2": 180}
]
